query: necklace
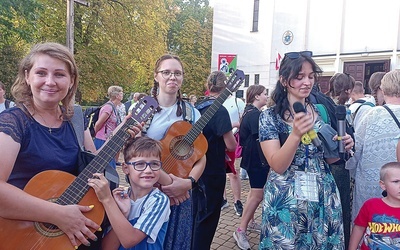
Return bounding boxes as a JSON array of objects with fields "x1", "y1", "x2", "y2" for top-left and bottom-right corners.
[{"x1": 35, "y1": 112, "x2": 60, "y2": 134}]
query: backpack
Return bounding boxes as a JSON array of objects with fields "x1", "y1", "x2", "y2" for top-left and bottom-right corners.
[{"x1": 84, "y1": 103, "x2": 116, "y2": 137}]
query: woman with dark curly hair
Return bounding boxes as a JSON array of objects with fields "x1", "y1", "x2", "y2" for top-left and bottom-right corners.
[{"x1": 258, "y1": 51, "x2": 354, "y2": 249}]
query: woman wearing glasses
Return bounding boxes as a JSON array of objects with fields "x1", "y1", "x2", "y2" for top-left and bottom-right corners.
[
  {"x1": 258, "y1": 51, "x2": 353, "y2": 249},
  {"x1": 144, "y1": 54, "x2": 206, "y2": 250}
]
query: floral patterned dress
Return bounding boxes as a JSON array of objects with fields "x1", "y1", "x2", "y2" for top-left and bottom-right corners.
[{"x1": 258, "y1": 106, "x2": 344, "y2": 250}]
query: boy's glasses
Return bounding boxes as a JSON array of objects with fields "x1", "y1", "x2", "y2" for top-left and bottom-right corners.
[
  {"x1": 125, "y1": 160, "x2": 162, "y2": 171},
  {"x1": 157, "y1": 70, "x2": 184, "y2": 79},
  {"x1": 285, "y1": 51, "x2": 313, "y2": 59}
]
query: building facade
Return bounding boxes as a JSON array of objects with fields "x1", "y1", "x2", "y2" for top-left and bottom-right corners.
[{"x1": 211, "y1": 0, "x2": 400, "y2": 96}]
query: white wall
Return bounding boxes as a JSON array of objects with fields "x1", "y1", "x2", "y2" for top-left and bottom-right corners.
[{"x1": 212, "y1": 0, "x2": 400, "y2": 97}]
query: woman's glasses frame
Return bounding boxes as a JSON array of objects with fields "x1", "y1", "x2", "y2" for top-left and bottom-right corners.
[{"x1": 157, "y1": 70, "x2": 184, "y2": 79}]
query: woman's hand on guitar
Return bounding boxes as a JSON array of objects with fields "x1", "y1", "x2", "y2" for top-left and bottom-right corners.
[
  {"x1": 162, "y1": 174, "x2": 190, "y2": 205},
  {"x1": 55, "y1": 204, "x2": 100, "y2": 248}
]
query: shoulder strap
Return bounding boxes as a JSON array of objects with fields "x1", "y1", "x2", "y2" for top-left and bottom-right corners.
[
  {"x1": 354, "y1": 102, "x2": 374, "y2": 117},
  {"x1": 353, "y1": 99, "x2": 366, "y2": 104},
  {"x1": 195, "y1": 98, "x2": 214, "y2": 110},
  {"x1": 71, "y1": 105, "x2": 85, "y2": 150},
  {"x1": 383, "y1": 105, "x2": 400, "y2": 129},
  {"x1": 181, "y1": 100, "x2": 195, "y2": 124},
  {"x1": 315, "y1": 103, "x2": 330, "y2": 124}
]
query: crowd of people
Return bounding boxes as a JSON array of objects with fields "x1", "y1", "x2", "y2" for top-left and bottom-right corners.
[{"x1": 1, "y1": 41, "x2": 400, "y2": 250}]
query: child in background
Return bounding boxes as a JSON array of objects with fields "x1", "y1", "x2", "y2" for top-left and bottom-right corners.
[
  {"x1": 88, "y1": 136, "x2": 171, "y2": 250},
  {"x1": 349, "y1": 162, "x2": 400, "y2": 250}
]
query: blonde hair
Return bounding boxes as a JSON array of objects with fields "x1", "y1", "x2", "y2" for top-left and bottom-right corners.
[
  {"x1": 380, "y1": 70, "x2": 400, "y2": 97},
  {"x1": 11, "y1": 42, "x2": 78, "y2": 119},
  {"x1": 380, "y1": 162, "x2": 400, "y2": 181},
  {"x1": 107, "y1": 86, "x2": 123, "y2": 100}
]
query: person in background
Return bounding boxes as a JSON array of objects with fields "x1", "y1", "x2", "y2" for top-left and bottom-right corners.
[
  {"x1": 127, "y1": 92, "x2": 147, "y2": 115},
  {"x1": 192, "y1": 71, "x2": 237, "y2": 250},
  {"x1": 93, "y1": 85, "x2": 123, "y2": 168},
  {"x1": 326, "y1": 72, "x2": 355, "y2": 249},
  {"x1": 348, "y1": 81, "x2": 375, "y2": 128},
  {"x1": 0, "y1": 42, "x2": 99, "y2": 249},
  {"x1": 326, "y1": 72, "x2": 355, "y2": 106},
  {"x1": 346, "y1": 69, "x2": 400, "y2": 222},
  {"x1": 258, "y1": 51, "x2": 354, "y2": 249},
  {"x1": 0, "y1": 81, "x2": 15, "y2": 113},
  {"x1": 221, "y1": 94, "x2": 245, "y2": 217},
  {"x1": 349, "y1": 162, "x2": 400, "y2": 250},
  {"x1": 88, "y1": 136, "x2": 171, "y2": 249},
  {"x1": 233, "y1": 85, "x2": 269, "y2": 250},
  {"x1": 145, "y1": 54, "x2": 206, "y2": 250},
  {"x1": 189, "y1": 94, "x2": 197, "y2": 106},
  {"x1": 368, "y1": 71, "x2": 386, "y2": 106},
  {"x1": 124, "y1": 92, "x2": 139, "y2": 114}
]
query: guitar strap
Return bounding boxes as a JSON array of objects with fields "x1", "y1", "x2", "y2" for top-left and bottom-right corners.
[{"x1": 181, "y1": 100, "x2": 195, "y2": 124}]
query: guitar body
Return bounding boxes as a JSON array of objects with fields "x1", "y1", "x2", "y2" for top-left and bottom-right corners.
[
  {"x1": 160, "y1": 121, "x2": 208, "y2": 178},
  {"x1": 0, "y1": 170, "x2": 104, "y2": 250}
]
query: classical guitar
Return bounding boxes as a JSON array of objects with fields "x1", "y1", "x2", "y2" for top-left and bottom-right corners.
[
  {"x1": 160, "y1": 70, "x2": 245, "y2": 178},
  {"x1": 0, "y1": 96, "x2": 158, "y2": 250}
]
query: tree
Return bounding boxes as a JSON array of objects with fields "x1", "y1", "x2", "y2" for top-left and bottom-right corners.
[{"x1": 167, "y1": 0, "x2": 213, "y2": 97}]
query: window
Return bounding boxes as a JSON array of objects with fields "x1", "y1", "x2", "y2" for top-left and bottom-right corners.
[
  {"x1": 255, "y1": 74, "x2": 260, "y2": 85},
  {"x1": 252, "y1": 0, "x2": 260, "y2": 32},
  {"x1": 245, "y1": 74, "x2": 250, "y2": 87}
]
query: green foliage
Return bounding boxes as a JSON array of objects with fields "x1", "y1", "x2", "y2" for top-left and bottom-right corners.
[
  {"x1": 167, "y1": 0, "x2": 213, "y2": 97},
  {"x1": 0, "y1": 0, "x2": 213, "y2": 104}
]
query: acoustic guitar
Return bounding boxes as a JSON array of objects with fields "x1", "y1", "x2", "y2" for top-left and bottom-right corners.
[
  {"x1": 160, "y1": 70, "x2": 245, "y2": 178},
  {"x1": 0, "y1": 96, "x2": 158, "y2": 250}
]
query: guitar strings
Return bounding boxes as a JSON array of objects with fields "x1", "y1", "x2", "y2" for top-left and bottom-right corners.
[
  {"x1": 27, "y1": 99, "x2": 158, "y2": 250},
  {"x1": 161, "y1": 99, "x2": 223, "y2": 173}
]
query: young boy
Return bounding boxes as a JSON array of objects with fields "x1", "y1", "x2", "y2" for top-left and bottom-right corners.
[
  {"x1": 88, "y1": 136, "x2": 171, "y2": 249},
  {"x1": 349, "y1": 162, "x2": 400, "y2": 250}
]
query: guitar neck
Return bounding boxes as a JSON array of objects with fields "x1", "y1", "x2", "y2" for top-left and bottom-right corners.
[
  {"x1": 57, "y1": 119, "x2": 136, "y2": 205},
  {"x1": 56, "y1": 96, "x2": 158, "y2": 205},
  {"x1": 185, "y1": 89, "x2": 232, "y2": 144}
]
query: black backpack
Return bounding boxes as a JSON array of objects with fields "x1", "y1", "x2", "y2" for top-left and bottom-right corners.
[
  {"x1": 84, "y1": 103, "x2": 118, "y2": 137},
  {"x1": 83, "y1": 106, "x2": 101, "y2": 137}
]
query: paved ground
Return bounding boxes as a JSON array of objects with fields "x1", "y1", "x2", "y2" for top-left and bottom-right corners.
[{"x1": 116, "y1": 158, "x2": 262, "y2": 249}]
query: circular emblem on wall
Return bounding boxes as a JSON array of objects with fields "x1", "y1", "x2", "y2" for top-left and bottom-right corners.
[{"x1": 282, "y1": 30, "x2": 294, "y2": 45}]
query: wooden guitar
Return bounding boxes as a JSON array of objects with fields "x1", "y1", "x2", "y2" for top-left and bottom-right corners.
[
  {"x1": 0, "y1": 96, "x2": 158, "y2": 250},
  {"x1": 160, "y1": 70, "x2": 245, "y2": 178}
]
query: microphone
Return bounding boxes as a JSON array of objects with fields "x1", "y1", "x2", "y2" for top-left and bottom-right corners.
[
  {"x1": 335, "y1": 105, "x2": 347, "y2": 155},
  {"x1": 293, "y1": 102, "x2": 323, "y2": 151}
]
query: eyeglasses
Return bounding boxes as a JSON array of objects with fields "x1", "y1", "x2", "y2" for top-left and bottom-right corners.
[
  {"x1": 157, "y1": 70, "x2": 184, "y2": 79},
  {"x1": 125, "y1": 160, "x2": 162, "y2": 171},
  {"x1": 284, "y1": 51, "x2": 313, "y2": 59}
]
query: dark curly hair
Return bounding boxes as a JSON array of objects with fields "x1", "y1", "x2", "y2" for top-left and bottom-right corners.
[{"x1": 271, "y1": 53, "x2": 322, "y2": 120}]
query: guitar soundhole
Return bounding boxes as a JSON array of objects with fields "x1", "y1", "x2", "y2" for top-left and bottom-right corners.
[
  {"x1": 34, "y1": 197, "x2": 64, "y2": 237},
  {"x1": 170, "y1": 136, "x2": 193, "y2": 160},
  {"x1": 34, "y1": 221, "x2": 64, "y2": 238}
]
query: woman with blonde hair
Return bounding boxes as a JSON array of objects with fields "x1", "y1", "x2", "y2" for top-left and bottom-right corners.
[
  {"x1": 350, "y1": 69, "x2": 400, "y2": 221},
  {"x1": 0, "y1": 42, "x2": 100, "y2": 248},
  {"x1": 93, "y1": 85, "x2": 123, "y2": 167}
]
